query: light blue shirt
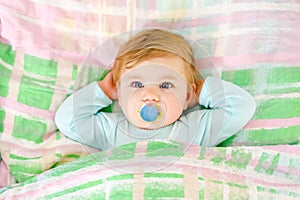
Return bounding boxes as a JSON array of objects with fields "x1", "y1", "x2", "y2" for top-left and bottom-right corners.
[{"x1": 55, "y1": 77, "x2": 256, "y2": 150}]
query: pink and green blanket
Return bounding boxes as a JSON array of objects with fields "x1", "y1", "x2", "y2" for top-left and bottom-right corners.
[
  {"x1": 1, "y1": 140, "x2": 299, "y2": 199},
  {"x1": 0, "y1": 0, "x2": 299, "y2": 199}
]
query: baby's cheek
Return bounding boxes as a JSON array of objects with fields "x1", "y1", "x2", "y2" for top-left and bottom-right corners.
[{"x1": 164, "y1": 95, "x2": 183, "y2": 124}]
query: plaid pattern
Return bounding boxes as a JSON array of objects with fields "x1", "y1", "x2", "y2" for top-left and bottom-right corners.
[
  {"x1": 0, "y1": 0, "x2": 299, "y2": 191},
  {"x1": 0, "y1": 140, "x2": 299, "y2": 199}
]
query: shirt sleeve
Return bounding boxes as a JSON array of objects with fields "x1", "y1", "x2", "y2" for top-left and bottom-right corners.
[
  {"x1": 55, "y1": 82, "x2": 115, "y2": 150},
  {"x1": 184, "y1": 76, "x2": 256, "y2": 146}
]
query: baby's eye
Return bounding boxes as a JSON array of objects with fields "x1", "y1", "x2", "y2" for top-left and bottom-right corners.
[
  {"x1": 159, "y1": 82, "x2": 173, "y2": 89},
  {"x1": 131, "y1": 81, "x2": 144, "y2": 88}
]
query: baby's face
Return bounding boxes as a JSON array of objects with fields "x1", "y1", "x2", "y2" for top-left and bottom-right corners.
[{"x1": 118, "y1": 57, "x2": 193, "y2": 129}]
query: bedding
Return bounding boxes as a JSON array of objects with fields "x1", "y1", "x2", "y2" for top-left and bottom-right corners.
[
  {"x1": 0, "y1": 0, "x2": 300, "y2": 199},
  {"x1": 0, "y1": 140, "x2": 299, "y2": 199}
]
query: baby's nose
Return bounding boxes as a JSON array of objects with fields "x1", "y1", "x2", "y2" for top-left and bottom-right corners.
[{"x1": 142, "y1": 86, "x2": 160, "y2": 102}]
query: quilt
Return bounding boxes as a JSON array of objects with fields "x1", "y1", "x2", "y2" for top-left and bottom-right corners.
[{"x1": 1, "y1": 140, "x2": 299, "y2": 199}]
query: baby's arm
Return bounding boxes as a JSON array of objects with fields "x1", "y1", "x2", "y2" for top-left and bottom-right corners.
[
  {"x1": 187, "y1": 76, "x2": 256, "y2": 146},
  {"x1": 55, "y1": 76, "x2": 116, "y2": 150}
]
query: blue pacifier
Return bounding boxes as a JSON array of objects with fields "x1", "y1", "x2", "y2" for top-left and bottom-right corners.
[{"x1": 140, "y1": 104, "x2": 159, "y2": 122}]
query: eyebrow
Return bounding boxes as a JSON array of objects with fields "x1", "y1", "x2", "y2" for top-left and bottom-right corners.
[
  {"x1": 125, "y1": 75, "x2": 143, "y2": 80},
  {"x1": 123, "y1": 71, "x2": 186, "y2": 82}
]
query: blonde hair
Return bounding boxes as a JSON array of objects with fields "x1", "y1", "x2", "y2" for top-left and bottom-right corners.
[{"x1": 112, "y1": 29, "x2": 202, "y2": 87}]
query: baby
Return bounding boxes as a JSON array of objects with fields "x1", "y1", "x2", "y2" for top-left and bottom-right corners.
[{"x1": 55, "y1": 29, "x2": 256, "y2": 150}]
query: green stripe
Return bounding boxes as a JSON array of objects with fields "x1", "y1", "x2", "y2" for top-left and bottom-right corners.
[
  {"x1": 98, "y1": 69, "x2": 110, "y2": 81},
  {"x1": 256, "y1": 185, "x2": 300, "y2": 198},
  {"x1": 198, "y1": 146, "x2": 207, "y2": 159},
  {"x1": 41, "y1": 152, "x2": 106, "y2": 177},
  {"x1": 246, "y1": 125, "x2": 300, "y2": 145},
  {"x1": 265, "y1": 87, "x2": 300, "y2": 94},
  {"x1": 24, "y1": 54, "x2": 57, "y2": 78},
  {"x1": 225, "y1": 149, "x2": 252, "y2": 169},
  {"x1": 0, "y1": 110, "x2": 5, "y2": 133},
  {"x1": 9, "y1": 172, "x2": 36, "y2": 183},
  {"x1": 0, "y1": 42, "x2": 16, "y2": 65},
  {"x1": 0, "y1": 63, "x2": 12, "y2": 97},
  {"x1": 46, "y1": 179, "x2": 104, "y2": 199},
  {"x1": 199, "y1": 189, "x2": 204, "y2": 199},
  {"x1": 66, "y1": 154, "x2": 80, "y2": 159},
  {"x1": 109, "y1": 183, "x2": 132, "y2": 199},
  {"x1": 255, "y1": 153, "x2": 280, "y2": 175},
  {"x1": 222, "y1": 69, "x2": 255, "y2": 86},
  {"x1": 108, "y1": 142, "x2": 136, "y2": 160},
  {"x1": 210, "y1": 148, "x2": 226, "y2": 164},
  {"x1": 9, "y1": 163, "x2": 42, "y2": 177},
  {"x1": 55, "y1": 130, "x2": 61, "y2": 140},
  {"x1": 254, "y1": 98, "x2": 300, "y2": 119},
  {"x1": 144, "y1": 182, "x2": 184, "y2": 199},
  {"x1": 228, "y1": 182, "x2": 248, "y2": 189},
  {"x1": 10, "y1": 154, "x2": 42, "y2": 160},
  {"x1": 267, "y1": 66, "x2": 300, "y2": 84},
  {"x1": 55, "y1": 153, "x2": 62, "y2": 158},
  {"x1": 18, "y1": 75, "x2": 55, "y2": 110},
  {"x1": 106, "y1": 174, "x2": 133, "y2": 181},
  {"x1": 144, "y1": 173, "x2": 183, "y2": 178},
  {"x1": 146, "y1": 141, "x2": 184, "y2": 157},
  {"x1": 72, "y1": 64, "x2": 78, "y2": 80},
  {"x1": 12, "y1": 116, "x2": 46, "y2": 144}
]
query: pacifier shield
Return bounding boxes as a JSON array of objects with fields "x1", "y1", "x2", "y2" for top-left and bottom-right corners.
[{"x1": 140, "y1": 104, "x2": 159, "y2": 122}]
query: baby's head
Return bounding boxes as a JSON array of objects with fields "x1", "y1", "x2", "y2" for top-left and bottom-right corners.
[
  {"x1": 112, "y1": 29, "x2": 201, "y2": 86},
  {"x1": 112, "y1": 29, "x2": 202, "y2": 129}
]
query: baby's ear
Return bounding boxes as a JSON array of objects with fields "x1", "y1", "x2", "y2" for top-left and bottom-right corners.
[{"x1": 183, "y1": 84, "x2": 197, "y2": 109}]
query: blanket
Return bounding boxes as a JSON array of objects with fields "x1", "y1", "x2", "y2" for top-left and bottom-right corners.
[{"x1": 0, "y1": 140, "x2": 299, "y2": 199}]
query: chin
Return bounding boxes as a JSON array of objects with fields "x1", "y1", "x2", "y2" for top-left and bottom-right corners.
[{"x1": 134, "y1": 120, "x2": 174, "y2": 130}]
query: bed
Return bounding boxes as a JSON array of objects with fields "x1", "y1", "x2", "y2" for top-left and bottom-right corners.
[{"x1": 0, "y1": 0, "x2": 299, "y2": 199}]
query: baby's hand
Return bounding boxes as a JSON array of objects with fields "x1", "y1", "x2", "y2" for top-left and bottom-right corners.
[{"x1": 98, "y1": 71, "x2": 118, "y2": 100}]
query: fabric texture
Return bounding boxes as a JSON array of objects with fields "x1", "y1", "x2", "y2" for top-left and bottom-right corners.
[
  {"x1": 0, "y1": 140, "x2": 299, "y2": 199},
  {"x1": 0, "y1": 0, "x2": 299, "y2": 194}
]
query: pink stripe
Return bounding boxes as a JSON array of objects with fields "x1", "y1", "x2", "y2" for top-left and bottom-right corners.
[
  {"x1": 0, "y1": 161, "x2": 9, "y2": 188},
  {"x1": 105, "y1": 0, "x2": 127, "y2": 7},
  {"x1": 0, "y1": 1, "x2": 99, "y2": 29},
  {"x1": 275, "y1": 165, "x2": 300, "y2": 177},
  {"x1": 0, "y1": 10, "x2": 99, "y2": 63},
  {"x1": 1, "y1": 139, "x2": 96, "y2": 157},
  {"x1": 0, "y1": 97, "x2": 55, "y2": 120},
  {"x1": 136, "y1": 0, "x2": 155, "y2": 9},
  {"x1": 135, "y1": 142, "x2": 148, "y2": 154},
  {"x1": 245, "y1": 118, "x2": 300, "y2": 130},
  {"x1": 137, "y1": 10, "x2": 300, "y2": 28},
  {"x1": 3, "y1": 117, "x2": 13, "y2": 134},
  {"x1": 262, "y1": 145, "x2": 300, "y2": 155},
  {"x1": 197, "y1": 52, "x2": 300, "y2": 70}
]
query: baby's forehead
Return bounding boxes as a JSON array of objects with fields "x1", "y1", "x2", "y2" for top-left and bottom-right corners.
[{"x1": 120, "y1": 64, "x2": 188, "y2": 82}]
